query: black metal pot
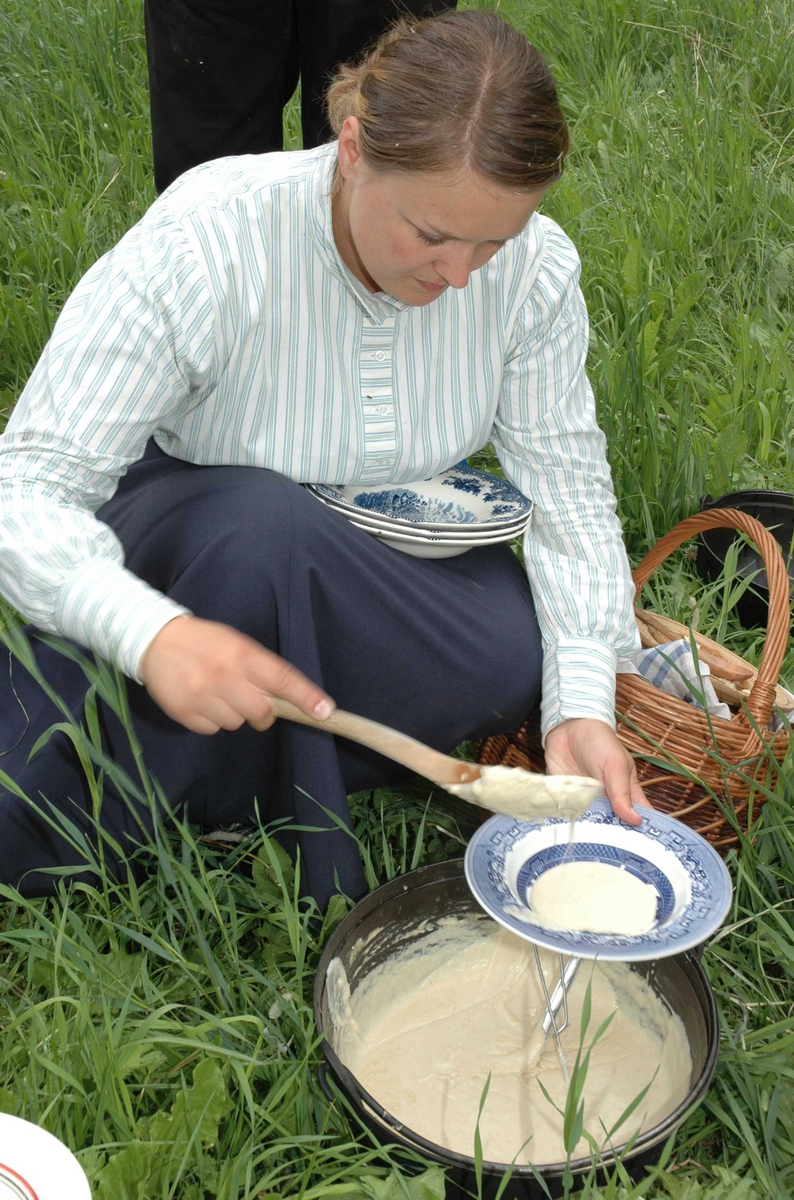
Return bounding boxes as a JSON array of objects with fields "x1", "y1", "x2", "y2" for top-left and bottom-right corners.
[
  {"x1": 696, "y1": 490, "x2": 794, "y2": 629},
  {"x1": 314, "y1": 859, "x2": 719, "y2": 1200}
]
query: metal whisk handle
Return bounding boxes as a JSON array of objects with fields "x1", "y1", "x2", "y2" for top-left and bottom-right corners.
[{"x1": 541, "y1": 955, "x2": 583, "y2": 1035}]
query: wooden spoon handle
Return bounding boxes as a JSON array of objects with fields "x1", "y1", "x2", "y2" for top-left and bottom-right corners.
[{"x1": 267, "y1": 697, "x2": 480, "y2": 788}]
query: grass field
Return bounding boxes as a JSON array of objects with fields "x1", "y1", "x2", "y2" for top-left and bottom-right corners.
[{"x1": 1, "y1": 0, "x2": 794, "y2": 1197}]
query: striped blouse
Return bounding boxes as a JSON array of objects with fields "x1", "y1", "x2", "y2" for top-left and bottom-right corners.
[{"x1": 0, "y1": 142, "x2": 640, "y2": 738}]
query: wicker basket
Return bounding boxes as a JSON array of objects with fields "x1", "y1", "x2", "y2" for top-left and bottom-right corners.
[{"x1": 479, "y1": 509, "x2": 792, "y2": 848}]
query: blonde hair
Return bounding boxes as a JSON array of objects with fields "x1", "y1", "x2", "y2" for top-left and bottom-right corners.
[{"x1": 327, "y1": 10, "x2": 569, "y2": 190}]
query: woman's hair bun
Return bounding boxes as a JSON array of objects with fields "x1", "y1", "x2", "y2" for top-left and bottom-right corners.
[{"x1": 326, "y1": 10, "x2": 569, "y2": 190}]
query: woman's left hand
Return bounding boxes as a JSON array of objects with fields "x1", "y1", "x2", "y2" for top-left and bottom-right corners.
[{"x1": 544, "y1": 718, "x2": 648, "y2": 825}]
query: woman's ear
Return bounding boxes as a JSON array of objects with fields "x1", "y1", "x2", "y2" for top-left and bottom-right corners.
[{"x1": 336, "y1": 116, "x2": 363, "y2": 182}]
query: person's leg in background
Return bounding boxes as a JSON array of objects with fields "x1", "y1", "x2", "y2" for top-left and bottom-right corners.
[
  {"x1": 298, "y1": 0, "x2": 458, "y2": 149},
  {"x1": 143, "y1": 0, "x2": 299, "y2": 193},
  {"x1": 144, "y1": 0, "x2": 459, "y2": 194}
]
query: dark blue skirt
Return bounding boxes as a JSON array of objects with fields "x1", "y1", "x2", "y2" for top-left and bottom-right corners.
[{"x1": 0, "y1": 442, "x2": 542, "y2": 906}]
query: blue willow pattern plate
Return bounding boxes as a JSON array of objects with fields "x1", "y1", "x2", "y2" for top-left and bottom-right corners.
[
  {"x1": 463, "y1": 799, "x2": 733, "y2": 961},
  {"x1": 309, "y1": 465, "x2": 532, "y2": 528}
]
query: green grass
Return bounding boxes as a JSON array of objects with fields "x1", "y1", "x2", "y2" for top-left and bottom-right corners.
[
  {"x1": 1, "y1": 0, "x2": 794, "y2": 1197},
  {"x1": 1, "y1": 657, "x2": 793, "y2": 1200}
]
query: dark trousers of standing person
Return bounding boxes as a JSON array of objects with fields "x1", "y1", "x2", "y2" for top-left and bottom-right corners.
[
  {"x1": 144, "y1": 0, "x2": 458, "y2": 194},
  {"x1": 0, "y1": 441, "x2": 541, "y2": 909}
]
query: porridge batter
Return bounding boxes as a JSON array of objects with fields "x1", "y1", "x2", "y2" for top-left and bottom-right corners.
[
  {"x1": 529, "y1": 861, "x2": 659, "y2": 936},
  {"x1": 329, "y1": 917, "x2": 691, "y2": 1165},
  {"x1": 445, "y1": 765, "x2": 602, "y2": 822}
]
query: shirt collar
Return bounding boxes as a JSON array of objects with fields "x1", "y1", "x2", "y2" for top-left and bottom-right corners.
[{"x1": 307, "y1": 143, "x2": 413, "y2": 324}]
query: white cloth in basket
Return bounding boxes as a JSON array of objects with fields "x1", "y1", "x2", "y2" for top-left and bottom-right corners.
[
  {"x1": 618, "y1": 639, "x2": 794, "y2": 730},
  {"x1": 617, "y1": 639, "x2": 731, "y2": 720}
]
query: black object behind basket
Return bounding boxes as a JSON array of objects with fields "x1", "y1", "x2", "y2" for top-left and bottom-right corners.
[
  {"x1": 696, "y1": 490, "x2": 794, "y2": 629},
  {"x1": 314, "y1": 858, "x2": 719, "y2": 1200}
]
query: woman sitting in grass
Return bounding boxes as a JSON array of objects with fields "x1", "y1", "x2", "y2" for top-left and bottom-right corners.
[{"x1": 0, "y1": 10, "x2": 645, "y2": 904}]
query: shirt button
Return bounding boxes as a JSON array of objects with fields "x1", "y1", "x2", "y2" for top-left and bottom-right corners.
[
  {"x1": 377, "y1": 404, "x2": 389, "y2": 415},
  {"x1": 374, "y1": 351, "x2": 386, "y2": 361}
]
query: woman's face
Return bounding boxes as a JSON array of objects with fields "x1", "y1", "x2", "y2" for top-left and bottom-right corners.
[{"x1": 333, "y1": 118, "x2": 547, "y2": 306}]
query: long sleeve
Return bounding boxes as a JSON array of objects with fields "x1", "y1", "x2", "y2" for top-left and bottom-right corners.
[
  {"x1": 0, "y1": 206, "x2": 218, "y2": 680},
  {"x1": 492, "y1": 219, "x2": 640, "y2": 738}
]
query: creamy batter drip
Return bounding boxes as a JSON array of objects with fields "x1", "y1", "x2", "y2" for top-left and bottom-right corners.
[
  {"x1": 530, "y1": 861, "x2": 659, "y2": 936},
  {"x1": 445, "y1": 765, "x2": 601, "y2": 822},
  {"x1": 329, "y1": 918, "x2": 691, "y2": 1165}
]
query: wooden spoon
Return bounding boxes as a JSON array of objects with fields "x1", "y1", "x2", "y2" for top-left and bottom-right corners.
[
  {"x1": 267, "y1": 696, "x2": 481, "y2": 789},
  {"x1": 266, "y1": 698, "x2": 602, "y2": 824}
]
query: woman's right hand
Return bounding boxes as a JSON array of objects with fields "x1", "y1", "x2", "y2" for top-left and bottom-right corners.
[{"x1": 139, "y1": 615, "x2": 335, "y2": 734}]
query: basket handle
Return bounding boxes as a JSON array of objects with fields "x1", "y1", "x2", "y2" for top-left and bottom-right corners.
[{"x1": 630, "y1": 508, "x2": 791, "y2": 728}]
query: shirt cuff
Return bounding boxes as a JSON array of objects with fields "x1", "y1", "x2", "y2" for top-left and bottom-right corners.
[
  {"x1": 54, "y1": 559, "x2": 191, "y2": 683},
  {"x1": 540, "y1": 637, "x2": 617, "y2": 742}
]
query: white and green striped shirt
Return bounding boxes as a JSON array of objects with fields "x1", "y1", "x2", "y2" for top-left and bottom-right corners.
[{"x1": 0, "y1": 143, "x2": 640, "y2": 737}]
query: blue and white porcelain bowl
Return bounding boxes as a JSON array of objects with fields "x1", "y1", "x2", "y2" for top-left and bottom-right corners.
[
  {"x1": 464, "y1": 799, "x2": 733, "y2": 961},
  {"x1": 307, "y1": 464, "x2": 532, "y2": 531}
]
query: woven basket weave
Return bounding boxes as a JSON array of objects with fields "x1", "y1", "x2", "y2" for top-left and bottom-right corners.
[{"x1": 479, "y1": 509, "x2": 792, "y2": 848}]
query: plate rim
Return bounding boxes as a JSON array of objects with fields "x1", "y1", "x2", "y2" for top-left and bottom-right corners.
[
  {"x1": 346, "y1": 519, "x2": 524, "y2": 546},
  {"x1": 307, "y1": 489, "x2": 531, "y2": 532},
  {"x1": 314, "y1": 499, "x2": 530, "y2": 537},
  {"x1": 0, "y1": 1115, "x2": 90, "y2": 1199}
]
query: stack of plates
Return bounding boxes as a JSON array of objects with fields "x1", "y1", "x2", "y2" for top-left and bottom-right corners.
[{"x1": 305, "y1": 464, "x2": 532, "y2": 558}]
